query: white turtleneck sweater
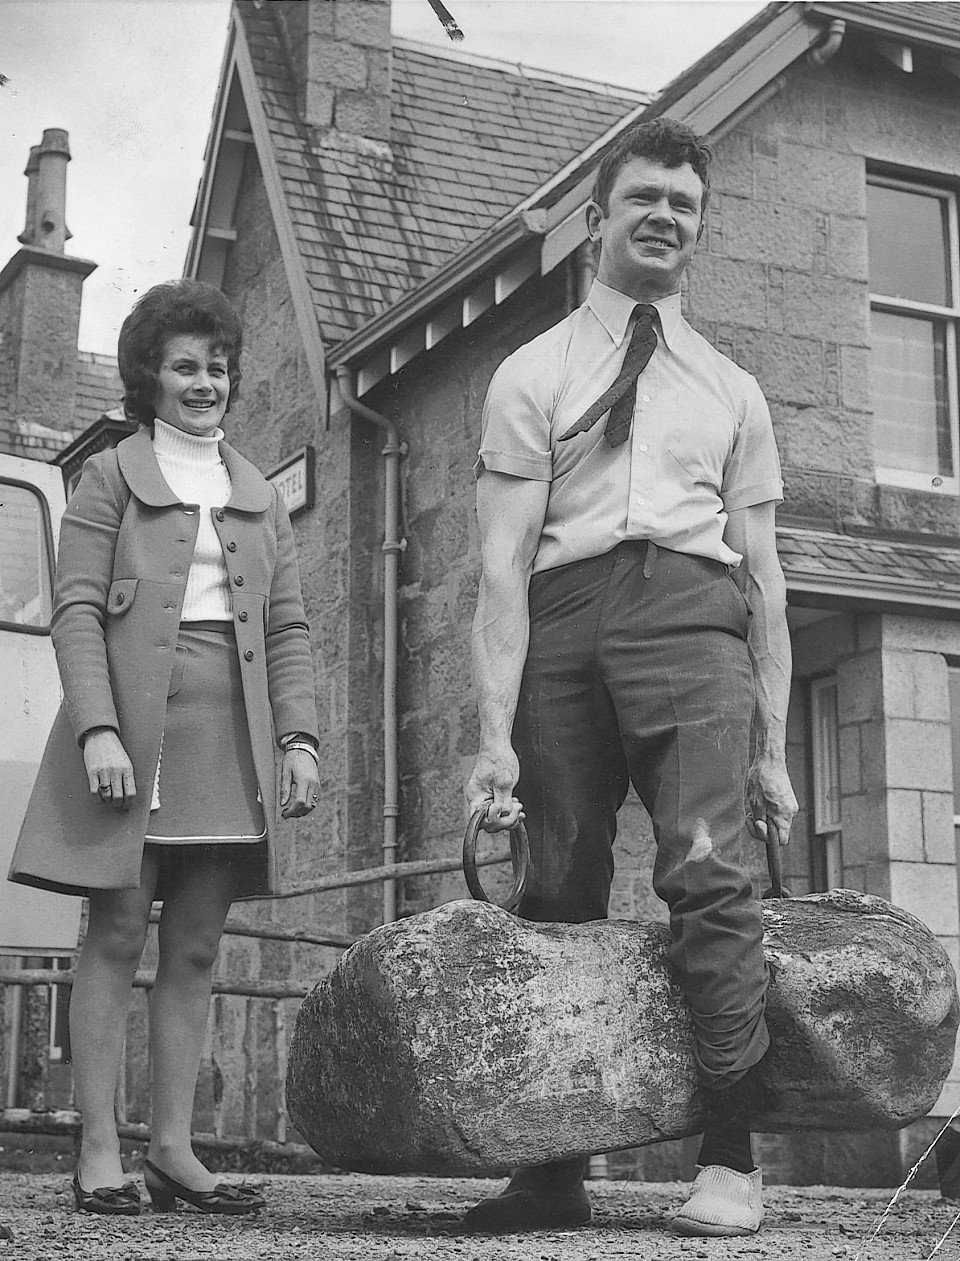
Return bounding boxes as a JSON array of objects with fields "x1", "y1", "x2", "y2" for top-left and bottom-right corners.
[{"x1": 152, "y1": 418, "x2": 233, "y2": 622}]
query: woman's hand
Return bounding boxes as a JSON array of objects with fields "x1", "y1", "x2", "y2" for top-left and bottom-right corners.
[
  {"x1": 280, "y1": 748, "x2": 320, "y2": 818},
  {"x1": 83, "y1": 727, "x2": 137, "y2": 810}
]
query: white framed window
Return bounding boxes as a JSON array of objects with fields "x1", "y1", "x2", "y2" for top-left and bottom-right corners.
[
  {"x1": 810, "y1": 676, "x2": 843, "y2": 891},
  {"x1": 867, "y1": 175, "x2": 960, "y2": 493},
  {"x1": 949, "y1": 666, "x2": 960, "y2": 844}
]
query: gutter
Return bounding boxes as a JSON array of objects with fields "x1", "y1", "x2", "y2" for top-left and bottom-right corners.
[
  {"x1": 807, "y1": 2, "x2": 960, "y2": 56},
  {"x1": 714, "y1": 16, "x2": 845, "y2": 140},
  {"x1": 334, "y1": 368, "x2": 406, "y2": 925}
]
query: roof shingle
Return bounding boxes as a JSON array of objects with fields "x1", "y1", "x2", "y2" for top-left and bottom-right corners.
[
  {"x1": 779, "y1": 526, "x2": 960, "y2": 610},
  {"x1": 237, "y1": 4, "x2": 641, "y2": 345}
]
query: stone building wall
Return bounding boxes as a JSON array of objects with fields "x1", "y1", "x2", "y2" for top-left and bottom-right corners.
[{"x1": 690, "y1": 42, "x2": 960, "y2": 540}]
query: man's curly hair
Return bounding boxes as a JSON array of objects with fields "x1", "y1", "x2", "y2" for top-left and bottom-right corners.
[{"x1": 592, "y1": 117, "x2": 712, "y2": 216}]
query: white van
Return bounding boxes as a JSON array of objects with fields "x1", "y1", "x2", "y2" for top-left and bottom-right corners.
[{"x1": 0, "y1": 453, "x2": 81, "y2": 955}]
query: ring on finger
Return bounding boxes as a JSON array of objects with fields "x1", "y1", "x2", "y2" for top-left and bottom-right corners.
[{"x1": 98, "y1": 784, "x2": 112, "y2": 797}]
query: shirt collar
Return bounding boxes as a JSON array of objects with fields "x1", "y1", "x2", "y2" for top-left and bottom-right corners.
[{"x1": 586, "y1": 279, "x2": 682, "y2": 352}]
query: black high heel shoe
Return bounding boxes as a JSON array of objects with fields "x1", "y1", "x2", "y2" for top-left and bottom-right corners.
[
  {"x1": 72, "y1": 1171, "x2": 141, "y2": 1216},
  {"x1": 142, "y1": 1159, "x2": 265, "y2": 1214}
]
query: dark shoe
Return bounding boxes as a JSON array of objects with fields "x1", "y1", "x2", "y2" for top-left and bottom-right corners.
[
  {"x1": 143, "y1": 1159, "x2": 265, "y2": 1215},
  {"x1": 72, "y1": 1171, "x2": 141, "y2": 1216},
  {"x1": 461, "y1": 1158, "x2": 591, "y2": 1234}
]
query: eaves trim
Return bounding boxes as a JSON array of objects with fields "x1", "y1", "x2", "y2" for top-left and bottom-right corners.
[
  {"x1": 785, "y1": 571, "x2": 960, "y2": 618},
  {"x1": 187, "y1": 8, "x2": 327, "y2": 409},
  {"x1": 326, "y1": 213, "x2": 544, "y2": 376},
  {"x1": 807, "y1": 2, "x2": 960, "y2": 54}
]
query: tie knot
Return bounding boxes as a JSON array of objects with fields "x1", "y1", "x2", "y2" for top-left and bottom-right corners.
[{"x1": 634, "y1": 304, "x2": 657, "y2": 326}]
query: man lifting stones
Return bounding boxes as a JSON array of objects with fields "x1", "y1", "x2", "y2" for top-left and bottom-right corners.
[{"x1": 465, "y1": 117, "x2": 797, "y2": 1239}]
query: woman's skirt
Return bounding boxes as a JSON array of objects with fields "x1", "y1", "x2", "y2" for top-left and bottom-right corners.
[{"x1": 145, "y1": 621, "x2": 269, "y2": 900}]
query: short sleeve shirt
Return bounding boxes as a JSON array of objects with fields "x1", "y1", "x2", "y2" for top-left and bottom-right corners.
[{"x1": 476, "y1": 280, "x2": 783, "y2": 573}]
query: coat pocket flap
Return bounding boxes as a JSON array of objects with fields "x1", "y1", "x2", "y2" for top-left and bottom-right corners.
[{"x1": 107, "y1": 578, "x2": 139, "y2": 616}]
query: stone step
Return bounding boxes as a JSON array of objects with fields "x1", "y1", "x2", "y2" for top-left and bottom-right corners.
[{"x1": 286, "y1": 891, "x2": 959, "y2": 1174}]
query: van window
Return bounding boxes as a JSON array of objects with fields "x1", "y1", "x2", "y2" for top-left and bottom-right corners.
[{"x1": 0, "y1": 480, "x2": 54, "y2": 631}]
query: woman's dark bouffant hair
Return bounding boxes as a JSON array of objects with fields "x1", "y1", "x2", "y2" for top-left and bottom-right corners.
[{"x1": 118, "y1": 279, "x2": 243, "y2": 427}]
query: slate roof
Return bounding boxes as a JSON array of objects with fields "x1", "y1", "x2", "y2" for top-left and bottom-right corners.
[
  {"x1": 779, "y1": 526, "x2": 960, "y2": 609},
  {"x1": 75, "y1": 351, "x2": 123, "y2": 434},
  {"x1": 6, "y1": 352, "x2": 121, "y2": 463},
  {"x1": 237, "y1": 2, "x2": 642, "y2": 345}
]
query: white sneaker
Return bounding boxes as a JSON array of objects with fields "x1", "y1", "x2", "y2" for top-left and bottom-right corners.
[{"x1": 671, "y1": 1165, "x2": 764, "y2": 1237}]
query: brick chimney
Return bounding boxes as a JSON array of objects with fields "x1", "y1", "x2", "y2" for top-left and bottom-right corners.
[
  {"x1": 277, "y1": 0, "x2": 393, "y2": 149},
  {"x1": 0, "y1": 129, "x2": 96, "y2": 455}
]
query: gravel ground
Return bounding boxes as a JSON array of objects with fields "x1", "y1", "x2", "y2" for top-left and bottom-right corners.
[{"x1": 1, "y1": 1171, "x2": 959, "y2": 1260}]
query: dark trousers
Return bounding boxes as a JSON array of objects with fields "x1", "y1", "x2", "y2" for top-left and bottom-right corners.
[{"x1": 514, "y1": 542, "x2": 769, "y2": 1089}]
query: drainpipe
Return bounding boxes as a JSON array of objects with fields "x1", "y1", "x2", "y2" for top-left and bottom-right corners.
[
  {"x1": 335, "y1": 367, "x2": 405, "y2": 925},
  {"x1": 807, "y1": 18, "x2": 846, "y2": 69}
]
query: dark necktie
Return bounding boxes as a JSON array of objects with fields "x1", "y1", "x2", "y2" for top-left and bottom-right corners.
[{"x1": 559, "y1": 304, "x2": 658, "y2": 448}]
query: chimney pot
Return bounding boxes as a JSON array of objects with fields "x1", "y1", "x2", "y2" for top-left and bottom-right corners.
[
  {"x1": 32, "y1": 128, "x2": 72, "y2": 254},
  {"x1": 17, "y1": 146, "x2": 41, "y2": 246}
]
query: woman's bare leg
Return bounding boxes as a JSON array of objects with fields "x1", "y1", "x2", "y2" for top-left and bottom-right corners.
[
  {"x1": 146, "y1": 849, "x2": 237, "y2": 1189},
  {"x1": 70, "y1": 849, "x2": 160, "y2": 1190}
]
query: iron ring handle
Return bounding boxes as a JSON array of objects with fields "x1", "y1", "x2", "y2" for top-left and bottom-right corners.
[
  {"x1": 462, "y1": 807, "x2": 530, "y2": 913},
  {"x1": 762, "y1": 829, "x2": 791, "y2": 899}
]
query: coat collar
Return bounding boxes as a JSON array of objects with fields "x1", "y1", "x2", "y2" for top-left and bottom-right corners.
[{"x1": 116, "y1": 427, "x2": 273, "y2": 514}]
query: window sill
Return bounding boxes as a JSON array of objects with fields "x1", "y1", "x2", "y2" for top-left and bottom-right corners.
[{"x1": 875, "y1": 469, "x2": 960, "y2": 495}]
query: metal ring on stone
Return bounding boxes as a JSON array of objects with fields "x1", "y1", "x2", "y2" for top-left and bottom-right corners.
[{"x1": 462, "y1": 806, "x2": 530, "y2": 914}]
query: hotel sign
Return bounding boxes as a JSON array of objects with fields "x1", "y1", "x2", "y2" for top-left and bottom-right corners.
[{"x1": 267, "y1": 445, "x2": 315, "y2": 517}]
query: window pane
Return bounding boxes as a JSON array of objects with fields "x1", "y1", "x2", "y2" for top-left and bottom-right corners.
[
  {"x1": 812, "y1": 681, "x2": 841, "y2": 832},
  {"x1": 950, "y1": 668, "x2": 960, "y2": 810},
  {"x1": 870, "y1": 310, "x2": 952, "y2": 476},
  {"x1": 0, "y1": 482, "x2": 53, "y2": 629},
  {"x1": 867, "y1": 183, "x2": 950, "y2": 305}
]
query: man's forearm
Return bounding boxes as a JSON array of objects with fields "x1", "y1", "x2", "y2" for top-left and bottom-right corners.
[
  {"x1": 472, "y1": 559, "x2": 532, "y2": 750},
  {"x1": 741, "y1": 562, "x2": 791, "y2": 758}
]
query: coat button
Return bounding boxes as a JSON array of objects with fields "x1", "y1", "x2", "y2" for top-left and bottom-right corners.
[
  {"x1": 116, "y1": 593, "x2": 124, "y2": 605},
  {"x1": 235, "y1": 575, "x2": 244, "y2": 585},
  {"x1": 227, "y1": 541, "x2": 237, "y2": 552},
  {"x1": 244, "y1": 649, "x2": 254, "y2": 662},
  {"x1": 238, "y1": 610, "x2": 248, "y2": 622},
  {"x1": 216, "y1": 510, "x2": 225, "y2": 522}
]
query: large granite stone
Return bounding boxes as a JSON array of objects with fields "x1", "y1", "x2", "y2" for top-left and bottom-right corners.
[{"x1": 286, "y1": 891, "x2": 959, "y2": 1174}]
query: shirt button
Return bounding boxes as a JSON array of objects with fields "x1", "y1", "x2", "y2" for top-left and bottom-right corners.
[
  {"x1": 642, "y1": 395, "x2": 650, "y2": 403},
  {"x1": 244, "y1": 649, "x2": 254, "y2": 662},
  {"x1": 238, "y1": 611, "x2": 248, "y2": 623},
  {"x1": 639, "y1": 443, "x2": 648, "y2": 453},
  {"x1": 227, "y1": 542, "x2": 237, "y2": 552},
  {"x1": 235, "y1": 575, "x2": 244, "y2": 586},
  {"x1": 216, "y1": 510, "x2": 225, "y2": 522},
  {"x1": 637, "y1": 497, "x2": 645, "y2": 505}
]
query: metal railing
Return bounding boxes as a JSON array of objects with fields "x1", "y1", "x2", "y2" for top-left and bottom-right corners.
[{"x1": 0, "y1": 846, "x2": 511, "y2": 1156}]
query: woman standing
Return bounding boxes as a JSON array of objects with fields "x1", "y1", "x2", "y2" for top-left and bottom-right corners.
[{"x1": 10, "y1": 280, "x2": 320, "y2": 1216}]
